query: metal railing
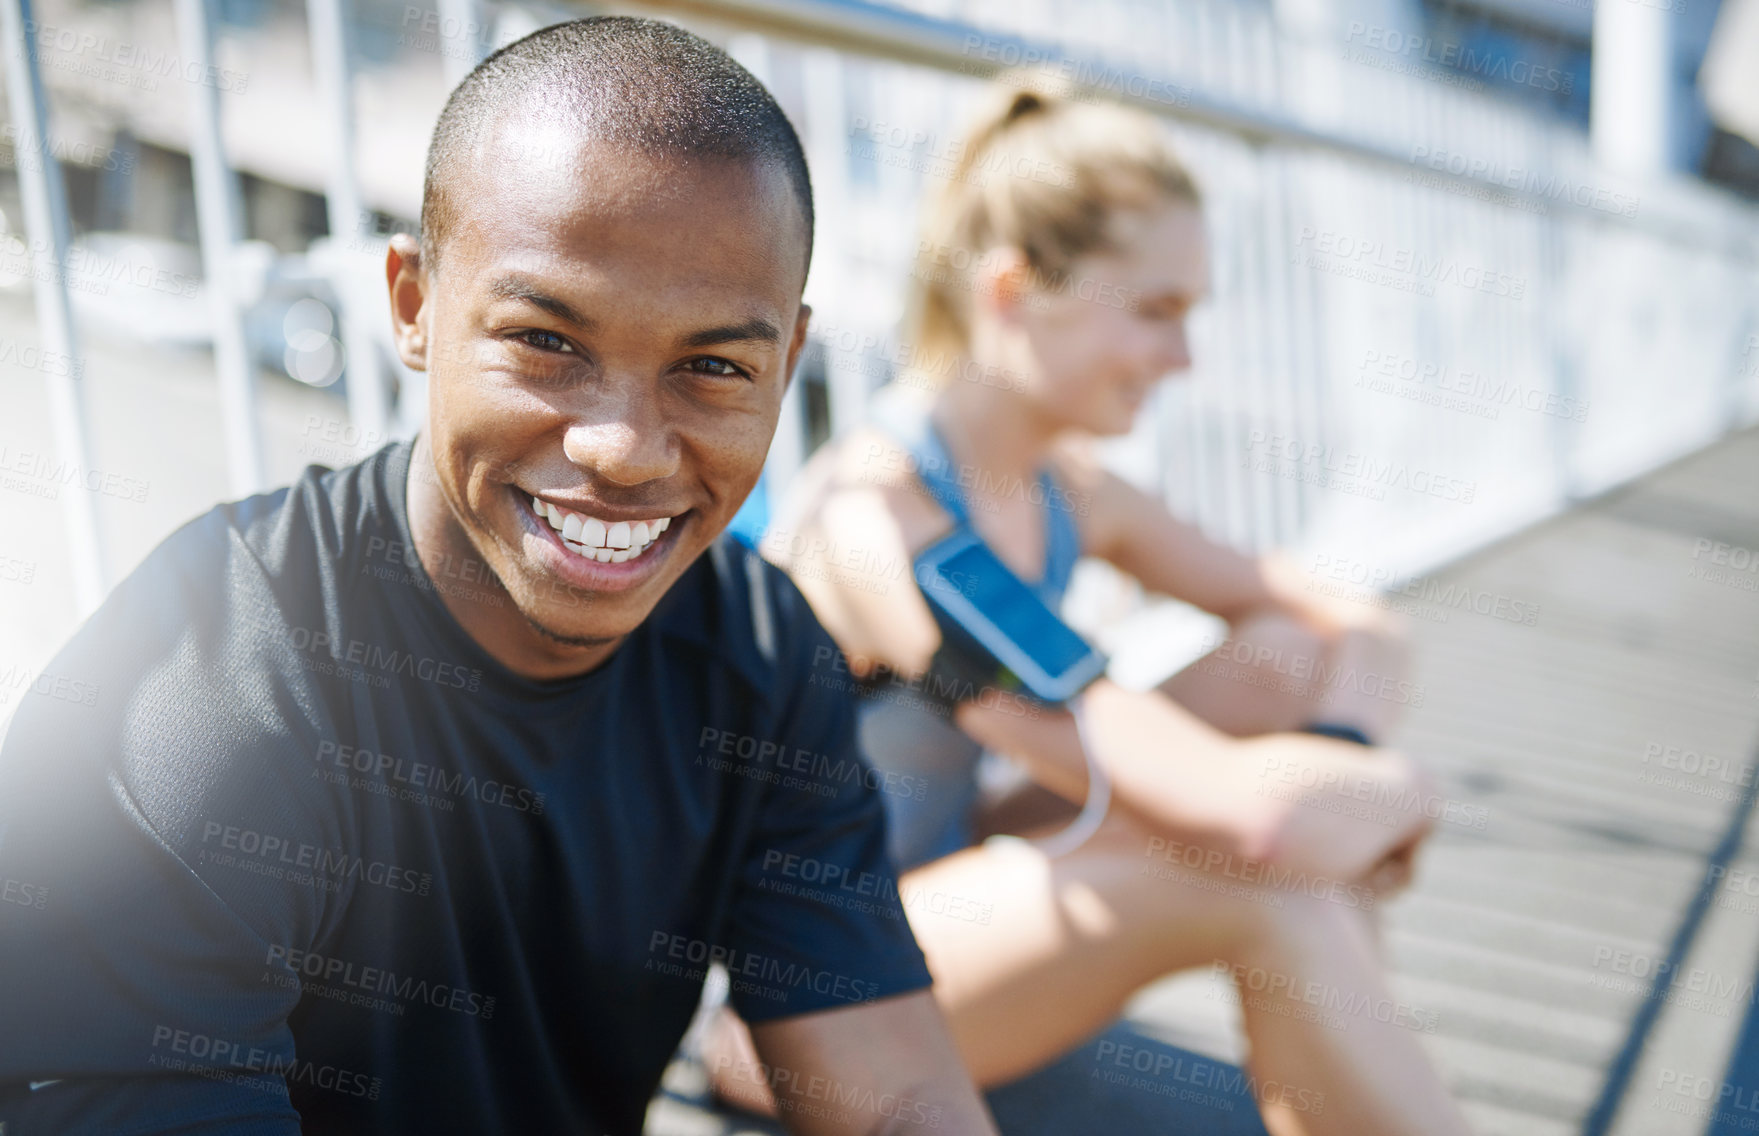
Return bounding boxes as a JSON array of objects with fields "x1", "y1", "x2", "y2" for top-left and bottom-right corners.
[
  {"x1": 602, "y1": 0, "x2": 1759, "y2": 640},
  {"x1": 8, "y1": 0, "x2": 1759, "y2": 623},
  {"x1": 1, "y1": 0, "x2": 103, "y2": 614}
]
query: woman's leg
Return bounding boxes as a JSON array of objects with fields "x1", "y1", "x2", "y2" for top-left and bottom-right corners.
[
  {"x1": 1159, "y1": 613, "x2": 1413, "y2": 743},
  {"x1": 908, "y1": 819, "x2": 1466, "y2": 1136},
  {"x1": 709, "y1": 814, "x2": 1468, "y2": 1136}
]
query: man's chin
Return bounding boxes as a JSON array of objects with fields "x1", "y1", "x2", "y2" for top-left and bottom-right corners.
[
  {"x1": 500, "y1": 568, "x2": 652, "y2": 650},
  {"x1": 518, "y1": 609, "x2": 629, "y2": 651}
]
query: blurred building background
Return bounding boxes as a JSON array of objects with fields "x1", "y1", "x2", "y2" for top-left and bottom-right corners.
[
  {"x1": 5, "y1": 0, "x2": 1759, "y2": 659},
  {"x1": 4, "y1": 0, "x2": 1759, "y2": 1133}
]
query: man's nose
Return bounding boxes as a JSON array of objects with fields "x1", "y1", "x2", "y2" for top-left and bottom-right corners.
[{"x1": 561, "y1": 388, "x2": 680, "y2": 486}]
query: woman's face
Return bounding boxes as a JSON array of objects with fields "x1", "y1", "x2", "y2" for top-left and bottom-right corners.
[{"x1": 1014, "y1": 201, "x2": 1210, "y2": 436}]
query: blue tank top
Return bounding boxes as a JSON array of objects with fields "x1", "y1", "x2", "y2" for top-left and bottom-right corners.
[
  {"x1": 868, "y1": 388, "x2": 1082, "y2": 601},
  {"x1": 858, "y1": 388, "x2": 1082, "y2": 871}
]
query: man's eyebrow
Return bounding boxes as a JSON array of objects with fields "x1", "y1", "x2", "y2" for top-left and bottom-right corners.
[
  {"x1": 488, "y1": 276, "x2": 595, "y2": 328},
  {"x1": 679, "y1": 318, "x2": 782, "y2": 350}
]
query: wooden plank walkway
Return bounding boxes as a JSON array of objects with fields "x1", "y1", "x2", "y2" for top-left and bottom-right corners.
[
  {"x1": 1130, "y1": 426, "x2": 1759, "y2": 1136},
  {"x1": 1396, "y1": 429, "x2": 1759, "y2": 1136}
]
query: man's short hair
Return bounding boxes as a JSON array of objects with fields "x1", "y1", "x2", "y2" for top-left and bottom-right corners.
[{"x1": 420, "y1": 16, "x2": 814, "y2": 280}]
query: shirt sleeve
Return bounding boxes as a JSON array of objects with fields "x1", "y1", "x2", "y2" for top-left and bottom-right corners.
[
  {"x1": 723, "y1": 595, "x2": 935, "y2": 1024},
  {"x1": 0, "y1": 515, "x2": 344, "y2": 1134}
]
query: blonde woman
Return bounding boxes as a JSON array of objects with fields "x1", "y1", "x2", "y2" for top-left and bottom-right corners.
[{"x1": 714, "y1": 81, "x2": 1471, "y2": 1136}]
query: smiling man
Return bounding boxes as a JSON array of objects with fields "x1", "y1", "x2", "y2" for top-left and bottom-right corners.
[{"x1": 0, "y1": 17, "x2": 995, "y2": 1136}]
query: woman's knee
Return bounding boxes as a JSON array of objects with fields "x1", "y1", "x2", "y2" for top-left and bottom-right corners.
[
  {"x1": 1121, "y1": 832, "x2": 1301, "y2": 959},
  {"x1": 1183, "y1": 613, "x2": 1334, "y2": 735},
  {"x1": 1228, "y1": 612, "x2": 1328, "y2": 676},
  {"x1": 1227, "y1": 886, "x2": 1379, "y2": 970}
]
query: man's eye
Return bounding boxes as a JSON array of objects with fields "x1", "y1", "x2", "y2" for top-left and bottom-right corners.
[
  {"x1": 687, "y1": 357, "x2": 751, "y2": 380},
  {"x1": 519, "y1": 330, "x2": 572, "y2": 353}
]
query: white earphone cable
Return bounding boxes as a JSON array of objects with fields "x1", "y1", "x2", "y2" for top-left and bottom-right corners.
[{"x1": 1035, "y1": 690, "x2": 1111, "y2": 858}]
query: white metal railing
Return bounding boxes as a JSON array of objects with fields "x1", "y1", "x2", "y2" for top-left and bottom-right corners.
[
  {"x1": 10, "y1": 0, "x2": 1758, "y2": 626},
  {"x1": 612, "y1": 0, "x2": 1759, "y2": 606},
  {"x1": 1, "y1": 0, "x2": 104, "y2": 614}
]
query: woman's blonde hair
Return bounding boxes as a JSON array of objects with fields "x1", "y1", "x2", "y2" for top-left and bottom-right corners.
[{"x1": 906, "y1": 74, "x2": 1201, "y2": 371}]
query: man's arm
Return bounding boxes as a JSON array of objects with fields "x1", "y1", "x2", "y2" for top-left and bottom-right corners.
[
  {"x1": 715, "y1": 560, "x2": 997, "y2": 1135},
  {"x1": 0, "y1": 512, "x2": 335, "y2": 1134},
  {"x1": 746, "y1": 991, "x2": 997, "y2": 1136}
]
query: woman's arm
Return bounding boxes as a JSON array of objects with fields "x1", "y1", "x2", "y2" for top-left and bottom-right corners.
[
  {"x1": 1076, "y1": 456, "x2": 1277, "y2": 621},
  {"x1": 766, "y1": 439, "x2": 1427, "y2": 882},
  {"x1": 1075, "y1": 453, "x2": 1404, "y2": 641},
  {"x1": 760, "y1": 428, "x2": 961, "y2": 679},
  {"x1": 955, "y1": 680, "x2": 1434, "y2": 882}
]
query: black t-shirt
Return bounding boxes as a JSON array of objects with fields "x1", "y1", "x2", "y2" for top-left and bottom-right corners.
[{"x1": 0, "y1": 441, "x2": 931, "y2": 1135}]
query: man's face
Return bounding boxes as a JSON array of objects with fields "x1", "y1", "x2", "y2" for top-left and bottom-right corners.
[{"x1": 404, "y1": 123, "x2": 810, "y2": 648}]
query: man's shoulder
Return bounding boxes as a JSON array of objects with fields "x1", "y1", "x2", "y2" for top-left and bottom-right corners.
[
  {"x1": 0, "y1": 459, "x2": 375, "y2": 873},
  {"x1": 0, "y1": 450, "x2": 394, "y2": 765},
  {"x1": 221, "y1": 444, "x2": 401, "y2": 572},
  {"x1": 115, "y1": 446, "x2": 383, "y2": 601},
  {"x1": 654, "y1": 533, "x2": 840, "y2": 707}
]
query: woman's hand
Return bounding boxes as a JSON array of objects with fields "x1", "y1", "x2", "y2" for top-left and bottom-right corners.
[
  {"x1": 1002, "y1": 682, "x2": 1439, "y2": 884},
  {"x1": 1228, "y1": 732, "x2": 1438, "y2": 884},
  {"x1": 1259, "y1": 549, "x2": 1408, "y2": 645},
  {"x1": 1362, "y1": 827, "x2": 1428, "y2": 900}
]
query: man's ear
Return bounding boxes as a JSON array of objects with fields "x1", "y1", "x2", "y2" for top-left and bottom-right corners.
[
  {"x1": 386, "y1": 234, "x2": 429, "y2": 372},
  {"x1": 781, "y1": 302, "x2": 813, "y2": 392}
]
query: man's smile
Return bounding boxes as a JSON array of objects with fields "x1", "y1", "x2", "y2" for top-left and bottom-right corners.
[
  {"x1": 516, "y1": 487, "x2": 689, "y2": 593},
  {"x1": 529, "y1": 494, "x2": 677, "y2": 562}
]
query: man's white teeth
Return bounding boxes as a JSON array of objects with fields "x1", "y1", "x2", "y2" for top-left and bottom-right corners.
[{"x1": 534, "y1": 497, "x2": 674, "y2": 563}]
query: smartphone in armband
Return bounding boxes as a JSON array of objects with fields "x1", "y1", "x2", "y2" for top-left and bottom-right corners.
[{"x1": 912, "y1": 528, "x2": 1109, "y2": 706}]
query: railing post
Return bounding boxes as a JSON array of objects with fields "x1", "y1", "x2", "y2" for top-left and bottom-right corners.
[
  {"x1": 798, "y1": 45, "x2": 867, "y2": 441},
  {"x1": 174, "y1": 0, "x2": 265, "y2": 498},
  {"x1": 307, "y1": 0, "x2": 390, "y2": 442},
  {"x1": 1, "y1": 0, "x2": 106, "y2": 615},
  {"x1": 727, "y1": 32, "x2": 807, "y2": 496},
  {"x1": 1591, "y1": 0, "x2": 1678, "y2": 176},
  {"x1": 438, "y1": 0, "x2": 482, "y2": 87}
]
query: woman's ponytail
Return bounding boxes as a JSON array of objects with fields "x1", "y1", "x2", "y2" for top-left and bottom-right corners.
[{"x1": 905, "y1": 71, "x2": 1200, "y2": 383}]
